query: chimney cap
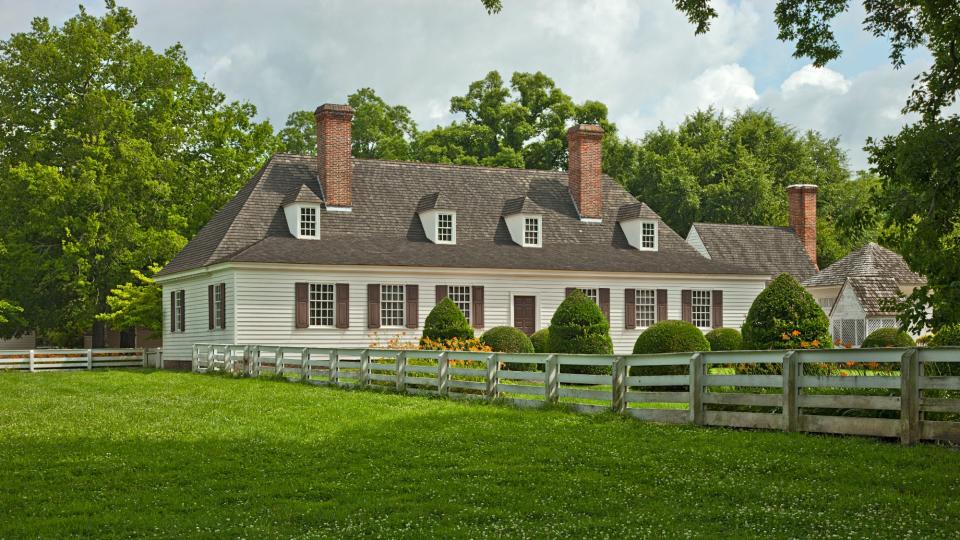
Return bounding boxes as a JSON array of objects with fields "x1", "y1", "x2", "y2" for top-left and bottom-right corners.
[
  {"x1": 567, "y1": 123, "x2": 604, "y2": 137},
  {"x1": 314, "y1": 103, "x2": 354, "y2": 117},
  {"x1": 786, "y1": 184, "x2": 818, "y2": 192}
]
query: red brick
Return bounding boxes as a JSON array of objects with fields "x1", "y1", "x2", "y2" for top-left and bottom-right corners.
[
  {"x1": 315, "y1": 104, "x2": 354, "y2": 208},
  {"x1": 567, "y1": 124, "x2": 604, "y2": 220},
  {"x1": 787, "y1": 184, "x2": 818, "y2": 269}
]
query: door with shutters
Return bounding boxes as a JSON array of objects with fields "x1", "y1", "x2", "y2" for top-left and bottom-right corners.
[{"x1": 513, "y1": 296, "x2": 536, "y2": 336}]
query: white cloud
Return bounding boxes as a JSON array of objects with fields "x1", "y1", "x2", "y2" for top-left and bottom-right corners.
[
  {"x1": 781, "y1": 65, "x2": 852, "y2": 96},
  {"x1": 637, "y1": 64, "x2": 759, "y2": 131}
]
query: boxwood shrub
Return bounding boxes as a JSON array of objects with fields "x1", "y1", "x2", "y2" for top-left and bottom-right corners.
[
  {"x1": 741, "y1": 273, "x2": 832, "y2": 350},
  {"x1": 480, "y1": 326, "x2": 537, "y2": 372},
  {"x1": 929, "y1": 325, "x2": 960, "y2": 376},
  {"x1": 632, "y1": 320, "x2": 710, "y2": 378},
  {"x1": 861, "y1": 328, "x2": 915, "y2": 348},
  {"x1": 530, "y1": 328, "x2": 550, "y2": 353},
  {"x1": 705, "y1": 328, "x2": 743, "y2": 352},
  {"x1": 547, "y1": 290, "x2": 613, "y2": 375},
  {"x1": 421, "y1": 297, "x2": 473, "y2": 344}
]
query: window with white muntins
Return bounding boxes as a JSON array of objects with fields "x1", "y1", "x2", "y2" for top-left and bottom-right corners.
[
  {"x1": 578, "y1": 288, "x2": 599, "y2": 305},
  {"x1": 309, "y1": 283, "x2": 335, "y2": 327},
  {"x1": 174, "y1": 290, "x2": 185, "y2": 332},
  {"x1": 213, "y1": 284, "x2": 224, "y2": 328},
  {"x1": 523, "y1": 217, "x2": 541, "y2": 246},
  {"x1": 640, "y1": 221, "x2": 657, "y2": 250},
  {"x1": 380, "y1": 285, "x2": 405, "y2": 327},
  {"x1": 300, "y1": 207, "x2": 317, "y2": 237},
  {"x1": 437, "y1": 213, "x2": 455, "y2": 243},
  {"x1": 636, "y1": 289, "x2": 656, "y2": 327},
  {"x1": 692, "y1": 290, "x2": 712, "y2": 328},
  {"x1": 448, "y1": 285, "x2": 471, "y2": 323}
]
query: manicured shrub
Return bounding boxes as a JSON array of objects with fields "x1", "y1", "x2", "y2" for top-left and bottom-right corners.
[
  {"x1": 741, "y1": 273, "x2": 832, "y2": 350},
  {"x1": 421, "y1": 297, "x2": 473, "y2": 345},
  {"x1": 547, "y1": 290, "x2": 613, "y2": 374},
  {"x1": 705, "y1": 328, "x2": 743, "y2": 352},
  {"x1": 481, "y1": 326, "x2": 536, "y2": 371},
  {"x1": 530, "y1": 328, "x2": 550, "y2": 353},
  {"x1": 861, "y1": 328, "x2": 915, "y2": 348},
  {"x1": 632, "y1": 320, "x2": 710, "y2": 378},
  {"x1": 930, "y1": 324, "x2": 960, "y2": 347}
]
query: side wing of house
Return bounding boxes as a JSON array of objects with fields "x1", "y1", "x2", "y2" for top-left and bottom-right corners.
[
  {"x1": 161, "y1": 267, "x2": 237, "y2": 368},
  {"x1": 226, "y1": 265, "x2": 766, "y2": 356},
  {"x1": 829, "y1": 282, "x2": 866, "y2": 347}
]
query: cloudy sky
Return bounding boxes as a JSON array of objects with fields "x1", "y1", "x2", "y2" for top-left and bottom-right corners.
[{"x1": 0, "y1": 0, "x2": 934, "y2": 170}]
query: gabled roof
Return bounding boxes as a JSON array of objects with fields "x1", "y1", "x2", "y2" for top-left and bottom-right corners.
[
  {"x1": 502, "y1": 196, "x2": 548, "y2": 216},
  {"x1": 688, "y1": 222, "x2": 817, "y2": 281},
  {"x1": 831, "y1": 276, "x2": 902, "y2": 317},
  {"x1": 159, "y1": 154, "x2": 766, "y2": 277},
  {"x1": 281, "y1": 183, "x2": 324, "y2": 206},
  {"x1": 617, "y1": 202, "x2": 659, "y2": 222},
  {"x1": 803, "y1": 242, "x2": 925, "y2": 288},
  {"x1": 415, "y1": 192, "x2": 454, "y2": 213}
]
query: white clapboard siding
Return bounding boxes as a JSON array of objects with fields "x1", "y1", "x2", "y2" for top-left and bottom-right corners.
[
  {"x1": 159, "y1": 263, "x2": 766, "y2": 361},
  {"x1": 161, "y1": 269, "x2": 236, "y2": 362}
]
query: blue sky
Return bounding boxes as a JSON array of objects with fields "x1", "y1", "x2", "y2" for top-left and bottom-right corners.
[{"x1": 0, "y1": 0, "x2": 935, "y2": 170}]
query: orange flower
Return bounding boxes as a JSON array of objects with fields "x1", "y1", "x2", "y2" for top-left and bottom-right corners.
[
  {"x1": 811, "y1": 340, "x2": 821, "y2": 348},
  {"x1": 791, "y1": 330, "x2": 801, "y2": 337},
  {"x1": 867, "y1": 361, "x2": 879, "y2": 370},
  {"x1": 781, "y1": 333, "x2": 790, "y2": 341},
  {"x1": 800, "y1": 341, "x2": 810, "y2": 348},
  {"x1": 845, "y1": 360, "x2": 856, "y2": 367}
]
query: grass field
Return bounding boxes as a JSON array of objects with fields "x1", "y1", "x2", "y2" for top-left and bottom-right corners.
[{"x1": 1, "y1": 370, "x2": 958, "y2": 538}]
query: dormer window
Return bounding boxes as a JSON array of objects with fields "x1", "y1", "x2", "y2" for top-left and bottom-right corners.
[
  {"x1": 523, "y1": 217, "x2": 541, "y2": 247},
  {"x1": 300, "y1": 207, "x2": 317, "y2": 237},
  {"x1": 437, "y1": 213, "x2": 455, "y2": 244},
  {"x1": 640, "y1": 221, "x2": 657, "y2": 250}
]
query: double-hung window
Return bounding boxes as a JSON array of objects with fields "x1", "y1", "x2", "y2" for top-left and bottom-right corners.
[
  {"x1": 437, "y1": 213, "x2": 455, "y2": 243},
  {"x1": 174, "y1": 290, "x2": 185, "y2": 332},
  {"x1": 636, "y1": 289, "x2": 656, "y2": 328},
  {"x1": 300, "y1": 207, "x2": 317, "y2": 237},
  {"x1": 523, "y1": 217, "x2": 541, "y2": 247},
  {"x1": 213, "y1": 284, "x2": 224, "y2": 328},
  {"x1": 692, "y1": 290, "x2": 712, "y2": 328},
  {"x1": 381, "y1": 285, "x2": 405, "y2": 327},
  {"x1": 640, "y1": 221, "x2": 657, "y2": 250},
  {"x1": 448, "y1": 285, "x2": 472, "y2": 323},
  {"x1": 309, "y1": 283, "x2": 335, "y2": 327},
  {"x1": 578, "y1": 288, "x2": 599, "y2": 305}
]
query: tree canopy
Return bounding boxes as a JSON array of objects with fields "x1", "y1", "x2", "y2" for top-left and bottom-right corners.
[{"x1": 0, "y1": 3, "x2": 277, "y2": 344}]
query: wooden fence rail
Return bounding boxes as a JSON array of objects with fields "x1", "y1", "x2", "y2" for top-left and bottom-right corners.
[
  {"x1": 0, "y1": 348, "x2": 153, "y2": 371},
  {"x1": 192, "y1": 344, "x2": 960, "y2": 445}
]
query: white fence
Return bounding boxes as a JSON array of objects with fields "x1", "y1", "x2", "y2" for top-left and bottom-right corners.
[
  {"x1": 193, "y1": 344, "x2": 960, "y2": 445},
  {"x1": 0, "y1": 348, "x2": 156, "y2": 371}
]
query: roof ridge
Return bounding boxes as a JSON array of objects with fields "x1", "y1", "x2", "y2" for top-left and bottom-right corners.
[{"x1": 694, "y1": 222, "x2": 792, "y2": 230}]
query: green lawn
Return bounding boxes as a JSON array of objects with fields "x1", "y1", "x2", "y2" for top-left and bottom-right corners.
[{"x1": 0, "y1": 371, "x2": 958, "y2": 538}]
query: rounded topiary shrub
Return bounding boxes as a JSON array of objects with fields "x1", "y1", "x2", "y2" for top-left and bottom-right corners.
[
  {"x1": 632, "y1": 320, "x2": 710, "y2": 378},
  {"x1": 530, "y1": 328, "x2": 550, "y2": 353},
  {"x1": 547, "y1": 290, "x2": 613, "y2": 374},
  {"x1": 421, "y1": 297, "x2": 473, "y2": 344},
  {"x1": 741, "y1": 273, "x2": 832, "y2": 351},
  {"x1": 862, "y1": 328, "x2": 915, "y2": 348},
  {"x1": 705, "y1": 328, "x2": 743, "y2": 352},
  {"x1": 481, "y1": 326, "x2": 536, "y2": 371}
]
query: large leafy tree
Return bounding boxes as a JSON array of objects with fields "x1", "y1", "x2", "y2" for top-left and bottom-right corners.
[{"x1": 0, "y1": 3, "x2": 277, "y2": 345}]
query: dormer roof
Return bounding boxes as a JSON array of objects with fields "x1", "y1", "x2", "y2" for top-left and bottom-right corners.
[
  {"x1": 502, "y1": 196, "x2": 548, "y2": 216},
  {"x1": 617, "y1": 202, "x2": 659, "y2": 222},
  {"x1": 281, "y1": 183, "x2": 324, "y2": 207},
  {"x1": 416, "y1": 192, "x2": 455, "y2": 213}
]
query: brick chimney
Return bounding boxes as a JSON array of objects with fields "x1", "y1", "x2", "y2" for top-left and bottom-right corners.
[
  {"x1": 315, "y1": 103, "x2": 354, "y2": 209},
  {"x1": 567, "y1": 124, "x2": 604, "y2": 220},
  {"x1": 787, "y1": 184, "x2": 818, "y2": 269}
]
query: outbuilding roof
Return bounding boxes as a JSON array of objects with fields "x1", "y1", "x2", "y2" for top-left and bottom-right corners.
[
  {"x1": 802, "y1": 242, "x2": 924, "y2": 288},
  {"x1": 159, "y1": 154, "x2": 767, "y2": 277}
]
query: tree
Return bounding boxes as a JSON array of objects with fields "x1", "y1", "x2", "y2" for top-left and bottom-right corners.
[
  {"x1": 96, "y1": 264, "x2": 163, "y2": 337},
  {"x1": 0, "y1": 3, "x2": 277, "y2": 345},
  {"x1": 622, "y1": 109, "x2": 863, "y2": 267},
  {"x1": 278, "y1": 88, "x2": 417, "y2": 160}
]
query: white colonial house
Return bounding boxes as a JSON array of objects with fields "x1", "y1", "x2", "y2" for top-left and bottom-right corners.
[{"x1": 154, "y1": 104, "x2": 811, "y2": 367}]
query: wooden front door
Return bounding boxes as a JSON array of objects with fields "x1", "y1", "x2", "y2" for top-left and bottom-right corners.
[{"x1": 513, "y1": 296, "x2": 536, "y2": 336}]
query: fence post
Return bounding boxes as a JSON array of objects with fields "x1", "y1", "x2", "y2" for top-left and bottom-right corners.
[
  {"x1": 782, "y1": 351, "x2": 799, "y2": 432},
  {"x1": 612, "y1": 355, "x2": 627, "y2": 414},
  {"x1": 360, "y1": 349, "x2": 371, "y2": 387},
  {"x1": 329, "y1": 350, "x2": 340, "y2": 386},
  {"x1": 207, "y1": 345, "x2": 214, "y2": 373},
  {"x1": 300, "y1": 348, "x2": 309, "y2": 382},
  {"x1": 486, "y1": 353, "x2": 499, "y2": 400},
  {"x1": 87, "y1": 349, "x2": 94, "y2": 370},
  {"x1": 689, "y1": 353, "x2": 704, "y2": 425},
  {"x1": 900, "y1": 348, "x2": 920, "y2": 445},
  {"x1": 254, "y1": 346, "x2": 261, "y2": 377},
  {"x1": 545, "y1": 354, "x2": 559, "y2": 404},
  {"x1": 396, "y1": 351, "x2": 407, "y2": 393},
  {"x1": 28, "y1": 349, "x2": 35, "y2": 372},
  {"x1": 191, "y1": 345, "x2": 198, "y2": 372},
  {"x1": 437, "y1": 351, "x2": 449, "y2": 396},
  {"x1": 140, "y1": 348, "x2": 146, "y2": 368}
]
